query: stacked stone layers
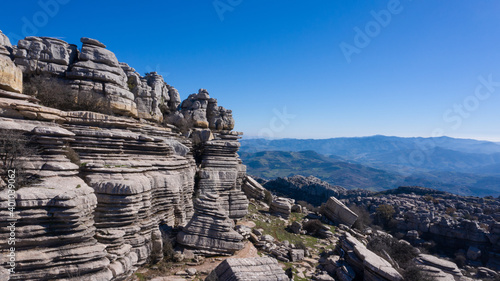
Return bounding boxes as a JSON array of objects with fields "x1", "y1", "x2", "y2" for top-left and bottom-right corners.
[
  {"x1": 13, "y1": 36, "x2": 77, "y2": 76},
  {"x1": 0, "y1": 96, "x2": 197, "y2": 280},
  {"x1": 197, "y1": 132, "x2": 248, "y2": 220},
  {"x1": 270, "y1": 197, "x2": 293, "y2": 219},
  {"x1": 177, "y1": 192, "x2": 244, "y2": 255},
  {"x1": 205, "y1": 257, "x2": 289, "y2": 281},
  {"x1": 414, "y1": 254, "x2": 463, "y2": 281},
  {"x1": 241, "y1": 175, "x2": 266, "y2": 201},
  {"x1": 0, "y1": 30, "x2": 248, "y2": 280},
  {"x1": 0, "y1": 37, "x2": 23, "y2": 96},
  {"x1": 69, "y1": 123, "x2": 196, "y2": 268},
  {"x1": 322, "y1": 197, "x2": 358, "y2": 227},
  {"x1": 0, "y1": 121, "x2": 112, "y2": 281},
  {"x1": 121, "y1": 63, "x2": 180, "y2": 122},
  {"x1": 340, "y1": 233, "x2": 403, "y2": 281}
]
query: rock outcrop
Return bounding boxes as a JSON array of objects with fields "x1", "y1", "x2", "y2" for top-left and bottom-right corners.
[
  {"x1": 322, "y1": 197, "x2": 358, "y2": 227},
  {"x1": 176, "y1": 192, "x2": 244, "y2": 256},
  {"x1": 263, "y1": 175, "x2": 347, "y2": 206},
  {"x1": 270, "y1": 197, "x2": 293, "y2": 219},
  {"x1": 241, "y1": 175, "x2": 267, "y2": 201},
  {"x1": 0, "y1": 38, "x2": 22, "y2": 94},
  {"x1": 14, "y1": 36, "x2": 77, "y2": 76},
  {"x1": 340, "y1": 233, "x2": 403, "y2": 281},
  {"x1": 414, "y1": 254, "x2": 463, "y2": 281},
  {"x1": 0, "y1": 30, "x2": 247, "y2": 281},
  {"x1": 205, "y1": 257, "x2": 289, "y2": 281}
]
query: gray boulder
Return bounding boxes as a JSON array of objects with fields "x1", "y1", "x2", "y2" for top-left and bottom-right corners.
[{"x1": 205, "y1": 257, "x2": 289, "y2": 281}]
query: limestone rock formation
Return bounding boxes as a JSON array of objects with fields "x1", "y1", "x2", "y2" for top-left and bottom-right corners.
[
  {"x1": 241, "y1": 175, "x2": 267, "y2": 200},
  {"x1": 270, "y1": 197, "x2": 293, "y2": 219},
  {"x1": 205, "y1": 257, "x2": 289, "y2": 281},
  {"x1": 340, "y1": 233, "x2": 403, "y2": 281},
  {"x1": 14, "y1": 36, "x2": 77, "y2": 76},
  {"x1": 263, "y1": 175, "x2": 346, "y2": 206},
  {"x1": 0, "y1": 35, "x2": 22, "y2": 94},
  {"x1": 0, "y1": 30, "x2": 248, "y2": 281},
  {"x1": 176, "y1": 192, "x2": 244, "y2": 255},
  {"x1": 415, "y1": 254, "x2": 464, "y2": 281},
  {"x1": 67, "y1": 37, "x2": 137, "y2": 117},
  {"x1": 196, "y1": 132, "x2": 249, "y2": 220},
  {"x1": 0, "y1": 121, "x2": 113, "y2": 281},
  {"x1": 322, "y1": 197, "x2": 358, "y2": 227}
]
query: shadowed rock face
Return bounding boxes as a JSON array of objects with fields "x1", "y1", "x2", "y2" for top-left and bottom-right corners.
[{"x1": 0, "y1": 31, "x2": 246, "y2": 280}]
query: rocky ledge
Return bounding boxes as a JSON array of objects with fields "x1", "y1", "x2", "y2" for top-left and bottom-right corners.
[{"x1": 0, "y1": 30, "x2": 247, "y2": 281}]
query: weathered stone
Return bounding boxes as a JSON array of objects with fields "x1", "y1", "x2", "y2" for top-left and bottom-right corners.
[
  {"x1": 242, "y1": 175, "x2": 267, "y2": 200},
  {"x1": 177, "y1": 192, "x2": 244, "y2": 255},
  {"x1": 270, "y1": 197, "x2": 293, "y2": 219},
  {"x1": 0, "y1": 52, "x2": 22, "y2": 93},
  {"x1": 322, "y1": 197, "x2": 358, "y2": 227},
  {"x1": 205, "y1": 257, "x2": 288, "y2": 281}
]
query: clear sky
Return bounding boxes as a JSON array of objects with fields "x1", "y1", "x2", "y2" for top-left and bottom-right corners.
[{"x1": 1, "y1": 1, "x2": 500, "y2": 141}]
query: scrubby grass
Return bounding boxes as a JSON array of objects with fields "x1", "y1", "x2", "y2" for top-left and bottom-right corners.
[{"x1": 247, "y1": 204, "x2": 332, "y2": 249}]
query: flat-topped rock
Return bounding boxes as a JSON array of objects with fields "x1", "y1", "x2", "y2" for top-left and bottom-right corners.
[
  {"x1": 206, "y1": 257, "x2": 289, "y2": 281},
  {"x1": 81, "y1": 37, "x2": 106, "y2": 48},
  {"x1": 322, "y1": 196, "x2": 358, "y2": 227}
]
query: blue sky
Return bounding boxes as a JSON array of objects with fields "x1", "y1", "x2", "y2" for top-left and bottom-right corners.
[{"x1": 1, "y1": 1, "x2": 500, "y2": 141}]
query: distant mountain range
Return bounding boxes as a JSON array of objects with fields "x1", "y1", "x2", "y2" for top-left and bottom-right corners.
[{"x1": 240, "y1": 136, "x2": 500, "y2": 197}]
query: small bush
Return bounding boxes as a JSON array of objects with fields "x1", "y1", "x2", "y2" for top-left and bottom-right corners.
[
  {"x1": 303, "y1": 219, "x2": 324, "y2": 236},
  {"x1": 375, "y1": 204, "x2": 395, "y2": 227},
  {"x1": 65, "y1": 147, "x2": 80, "y2": 166},
  {"x1": 454, "y1": 252, "x2": 466, "y2": 268},
  {"x1": 367, "y1": 235, "x2": 419, "y2": 268},
  {"x1": 23, "y1": 75, "x2": 112, "y2": 114},
  {"x1": 349, "y1": 204, "x2": 372, "y2": 230},
  {"x1": 264, "y1": 190, "x2": 273, "y2": 206},
  {"x1": 162, "y1": 238, "x2": 175, "y2": 261},
  {"x1": 0, "y1": 129, "x2": 39, "y2": 189}
]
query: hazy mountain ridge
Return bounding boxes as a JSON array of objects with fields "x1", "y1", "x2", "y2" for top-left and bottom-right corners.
[
  {"x1": 240, "y1": 136, "x2": 500, "y2": 196},
  {"x1": 240, "y1": 136, "x2": 500, "y2": 175}
]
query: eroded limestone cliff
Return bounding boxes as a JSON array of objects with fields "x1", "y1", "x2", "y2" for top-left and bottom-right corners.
[{"x1": 0, "y1": 30, "x2": 248, "y2": 281}]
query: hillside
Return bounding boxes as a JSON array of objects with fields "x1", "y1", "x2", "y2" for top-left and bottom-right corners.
[
  {"x1": 240, "y1": 150, "x2": 403, "y2": 191},
  {"x1": 241, "y1": 136, "x2": 500, "y2": 175},
  {"x1": 240, "y1": 150, "x2": 500, "y2": 196}
]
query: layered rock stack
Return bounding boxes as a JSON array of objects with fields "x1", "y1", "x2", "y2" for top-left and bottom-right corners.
[
  {"x1": 0, "y1": 30, "x2": 248, "y2": 280},
  {"x1": 340, "y1": 233, "x2": 403, "y2": 281},
  {"x1": 0, "y1": 34, "x2": 23, "y2": 100},
  {"x1": 0, "y1": 120, "x2": 112, "y2": 281},
  {"x1": 205, "y1": 257, "x2": 289, "y2": 281},
  {"x1": 176, "y1": 192, "x2": 244, "y2": 255},
  {"x1": 270, "y1": 197, "x2": 293, "y2": 219},
  {"x1": 414, "y1": 254, "x2": 464, "y2": 280},
  {"x1": 197, "y1": 131, "x2": 248, "y2": 220},
  {"x1": 68, "y1": 119, "x2": 196, "y2": 267},
  {"x1": 13, "y1": 36, "x2": 77, "y2": 76},
  {"x1": 322, "y1": 197, "x2": 358, "y2": 227},
  {"x1": 241, "y1": 175, "x2": 267, "y2": 201}
]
